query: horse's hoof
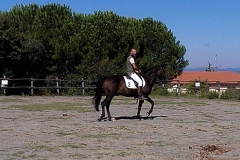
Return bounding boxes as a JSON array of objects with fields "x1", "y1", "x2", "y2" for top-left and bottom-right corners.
[
  {"x1": 111, "y1": 117, "x2": 116, "y2": 121},
  {"x1": 98, "y1": 115, "x2": 104, "y2": 121},
  {"x1": 146, "y1": 112, "x2": 150, "y2": 117}
]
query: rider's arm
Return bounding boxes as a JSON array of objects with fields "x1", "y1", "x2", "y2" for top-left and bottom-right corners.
[
  {"x1": 129, "y1": 57, "x2": 141, "y2": 73},
  {"x1": 132, "y1": 63, "x2": 141, "y2": 73}
]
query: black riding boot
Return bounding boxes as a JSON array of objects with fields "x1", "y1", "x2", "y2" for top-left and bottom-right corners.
[{"x1": 138, "y1": 86, "x2": 147, "y2": 100}]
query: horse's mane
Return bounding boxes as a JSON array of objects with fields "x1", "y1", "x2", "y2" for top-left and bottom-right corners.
[{"x1": 144, "y1": 65, "x2": 162, "y2": 74}]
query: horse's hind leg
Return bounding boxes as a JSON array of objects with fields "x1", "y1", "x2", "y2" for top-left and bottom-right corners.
[
  {"x1": 98, "y1": 99, "x2": 106, "y2": 121},
  {"x1": 98, "y1": 95, "x2": 114, "y2": 121},
  {"x1": 146, "y1": 97, "x2": 154, "y2": 117}
]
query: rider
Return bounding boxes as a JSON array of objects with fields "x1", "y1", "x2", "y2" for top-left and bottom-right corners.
[{"x1": 127, "y1": 48, "x2": 147, "y2": 100}]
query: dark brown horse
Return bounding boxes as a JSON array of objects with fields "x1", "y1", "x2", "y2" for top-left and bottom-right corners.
[{"x1": 92, "y1": 65, "x2": 166, "y2": 121}]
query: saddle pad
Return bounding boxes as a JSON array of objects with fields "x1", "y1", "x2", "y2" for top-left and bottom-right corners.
[{"x1": 123, "y1": 76, "x2": 145, "y2": 89}]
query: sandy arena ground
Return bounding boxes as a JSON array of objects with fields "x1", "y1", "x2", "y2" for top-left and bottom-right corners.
[{"x1": 0, "y1": 96, "x2": 240, "y2": 160}]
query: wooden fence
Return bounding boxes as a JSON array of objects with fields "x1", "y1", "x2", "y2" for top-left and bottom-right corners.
[
  {"x1": 0, "y1": 76, "x2": 96, "y2": 96},
  {"x1": 1, "y1": 77, "x2": 240, "y2": 97}
]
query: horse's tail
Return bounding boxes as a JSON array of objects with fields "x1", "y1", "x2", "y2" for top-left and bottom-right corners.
[{"x1": 92, "y1": 78, "x2": 104, "y2": 112}]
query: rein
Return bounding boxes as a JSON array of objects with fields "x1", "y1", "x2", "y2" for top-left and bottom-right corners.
[
  {"x1": 138, "y1": 73, "x2": 151, "y2": 78},
  {"x1": 139, "y1": 66, "x2": 165, "y2": 83}
]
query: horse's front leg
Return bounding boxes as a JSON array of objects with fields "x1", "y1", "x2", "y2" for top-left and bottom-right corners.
[
  {"x1": 146, "y1": 97, "x2": 154, "y2": 117},
  {"x1": 137, "y1": 100, "x2": 144, "y2": 118},
  {"x1": 106, "y1": 103, "x2": 115, "y2": 121},
  {"x1": 105, "y1": 96, "x2": 114, "y2": 121}
]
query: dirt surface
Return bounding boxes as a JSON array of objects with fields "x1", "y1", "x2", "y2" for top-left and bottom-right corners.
[{"x1": 0, "y1": 96, "x2": 240, "y2": 160}]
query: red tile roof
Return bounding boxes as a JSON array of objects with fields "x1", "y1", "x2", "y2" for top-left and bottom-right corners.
[{"x1": 172, "y1": 71, "x2": 240, "y2": 84}]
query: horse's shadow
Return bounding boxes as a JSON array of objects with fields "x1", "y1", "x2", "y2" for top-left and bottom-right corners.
[{"x1": 114, "y1": 115, "x2": 167, "y2": 120}]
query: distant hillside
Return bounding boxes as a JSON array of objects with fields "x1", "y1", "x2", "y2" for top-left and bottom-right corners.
[{"x1": 184, "y1": 68, "x2": 240, "y2": 73}]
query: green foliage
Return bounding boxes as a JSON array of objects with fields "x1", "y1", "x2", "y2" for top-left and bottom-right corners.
[
  {"x1": 220, "y1": 88, "x2": 240, "y2": 100},
  {"x1": 201, "y1": 91, "x2": 219, "y2": 99},
  {"x1": 0, "y1": 3, "x2": 188, "y2": 92},
  {"x1": 151, "y1": 84, "x2": 178, "y2": 96},
  {"x1": 183, "y1": 80, "x2": 220, "y2": 99},
  {"x1": 185, "y1": 80, "x2": 209, "y2": 97},
  {"x1": 37, "y1": 88, "x2": 53, "y2": 96}
]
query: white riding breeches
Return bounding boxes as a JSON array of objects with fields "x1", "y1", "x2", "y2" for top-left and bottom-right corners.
[{"x1": 129, "y1": 73, "x2": 143, "y2": 86}]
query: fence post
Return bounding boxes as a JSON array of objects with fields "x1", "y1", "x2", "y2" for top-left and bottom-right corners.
[
  {"x1": 195, "y1": 81, "x2": 200, "y2": 97},
  {"x1": 217, "y1": 81, "x2": 221, "y2": 98},
  {"x1": 82, "y1": 78, "x2": 85, "y2": 95},
  {"x1": 3, "y1": 76, "x2": 6, "y2": 96},
  {"x1": 56, "y1": 77, "x2": 59, "y2": 95},
  {"x1": 30, "y1": 78, "x2": 34, "y2": 96},
  {"x1": 177, "y1": 80, "x2": 181, "y2": 96}
]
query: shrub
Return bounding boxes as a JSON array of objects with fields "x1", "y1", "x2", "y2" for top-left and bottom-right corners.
[
  {"x1": 185, "y1": 80, "x2": 209, "y2": 96},
  {"x1": 152, "y1": 84, "x2": 169, "y2": 96},
  {"x1": 221, "y1": 88, "x2": 240, "y2": 100},
  {"x1": 204, "y1": 91, "x2": 219, "y2": 99}
]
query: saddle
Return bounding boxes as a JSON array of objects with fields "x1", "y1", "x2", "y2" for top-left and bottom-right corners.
[{"x1": 123, "y1": 74, "x2": 145, "y2": 89}]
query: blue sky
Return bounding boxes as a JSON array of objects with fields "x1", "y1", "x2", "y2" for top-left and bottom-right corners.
[{"x1": 1, "y1": 0, "x2": 240, "y2": 68}]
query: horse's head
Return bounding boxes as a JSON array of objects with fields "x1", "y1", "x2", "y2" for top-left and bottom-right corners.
[{"x1": 156, "y1": 66, "x2": 167, "y2": 84}]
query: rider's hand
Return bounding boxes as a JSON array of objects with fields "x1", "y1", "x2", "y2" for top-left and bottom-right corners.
[{"x1": 136, "y1": 69, "x2": 141, "y2": 73}]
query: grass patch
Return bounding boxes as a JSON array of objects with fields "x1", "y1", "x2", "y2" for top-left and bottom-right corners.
[
  {"x1": 70, "y1": 153, "x2": 88, "y2": 159},
  {"x1": 212, "y1": 124, "x2": 230, "y2": 129},
  {"x1": 117, "y1": 126, "x2": 131, "y2": 131},
  {"x1": 12, "y1": 150, "x2": 25, "y2": 157},
  {"x1": 200, "y1": 113, "x2": 215, "y2": 119},
  {"x1": 46, "y1": 116, "x2": 69, "y2": 121},
  {"x1": 56, "y1": 131, "x2": 74, "y2": 136},
  {"x1": 81, "y1": 133, "x2": 119, "y2": 139},
  {"x1": 94, "y1": 152, "x2": 111, "y2": 159},
  {"x1": 157, "y1": 140, "x2": 166, "y2": 146},
  {"x1": 1, "y1": 128, "x2": 13, "y2": 131},
  {"x1": 194, "y1": 120, "x2": 208, "y2": 123},
  {"x1": 61, "y1": 143, "x2": 86, "y2": 149},
  {"x1": 145, "y1": 140, "x2": 156, "y2": 146},
  {"x1": 117, "y1": 151, "x2": 130, "y2": 157},
  {"x1": 154, "y1": 99, "x2": 208, "y2": 106},
  {"x1": 111, "y1": 96, "x2": 209, "y2": 108},
  {"x1": 8, "y1": 102, "x2": 93, "y2": 112},
  {"x1": 33, "y1": 145, "x2": 58, "y2": 152},
  {"x1": 0, "y1": 97, "x2": 24, "y2": 103},
  {"x1": 22, "y1": 154, "x2": 38, "y2": 159},
  {"x1": 110, "y1": 97, "x2": 139, "y2": 105},
  {"x1": 12, "y1": 151, "x2": 37, "y2": 159}
]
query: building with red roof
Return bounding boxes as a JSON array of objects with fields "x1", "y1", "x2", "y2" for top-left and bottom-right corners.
[
  {"x1": 169, "y1": 71, "x2": 240, "y2": 95},
  {"x1": 173, "y1": 71, "x2": 240, "y2": 84}
]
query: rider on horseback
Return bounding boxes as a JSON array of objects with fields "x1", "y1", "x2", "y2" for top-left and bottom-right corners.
[{"x1": 127, "y1": 48, "x2": 147, "y2": 100}]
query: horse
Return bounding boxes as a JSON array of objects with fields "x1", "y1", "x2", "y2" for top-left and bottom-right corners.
[{"x1": 92, "y1": 65, "x2": 166, "y2": 121}]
